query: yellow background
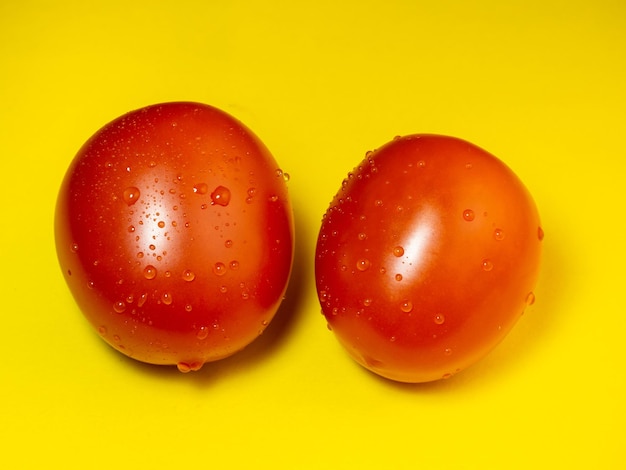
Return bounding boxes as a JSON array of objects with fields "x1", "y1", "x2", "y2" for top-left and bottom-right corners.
[{"x1": 1, "y1": 1, "x2": 624, "y2": 468}]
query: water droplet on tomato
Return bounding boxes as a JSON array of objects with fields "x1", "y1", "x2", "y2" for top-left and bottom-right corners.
[
  {"x1": 538, "y1": 226, "x2": 545, "y2": 241},
  {"x1": 98, "y1": 326, "x2": 107, "y2": 336},
  {"x1": 400, "y1": 300, "x2": 413, "y2": 313},
  {"x1": 70, "y1": 242, "x2": 79, "y2": 253},
  {"x1": 157, "y1": 221, "x2": 165, "y2": 228},
  {"x1": 161, "y1": 292, "x2": 173, "y2": 305},
  {"x1": 196, "y1": 326, "x2": 209, "y2": 340},
  {"x1": 182, "y1": 269, "x2": 195, "y2": 282},
  {"x1": 193, "y1": 182, "x2": 208, "y2": 195},
  {"x1": 444, "y1": 347, "x2": 452, "y2": 356},
  {"x1": 123, "y1": 187, "x2": 140, "y2": 206},
  {"x1": 362, "y1": 298, "x2": 372, "y2": 307},
  {"x1": 395, "y1": 273, "x2": 403, "y2": 281},
  {"x1": 463, "y1": 209, "x2": 475, "y2": 221},
  {"x1": 229, "y1": 260, "x2": 239, "y2": 270},
  {"x1": 525, "y1": 292, "x2": 536, "y2": 306},
  {"x1": 137, "y1": 292, "x2": 147, "y2": 307},
  {"x1": 494, "y1": 228, "x2": 505, "y2": 241},
  {"x1": 210, "y1": 186, "x2": 231, "y2": 206},
  {"x1": 113, "y1": 301, "x2": 126, "y2": 313},
  {"x1": 185, "y1": 304, "x2": 193, "y2": 312},
  {"x1": 356, "y1": 258, "x2": 371, "y2": 271},
  {"x1": 177, "y1": 361, "x2": 203, "y2": 373},
  {"x1": 357, "y1": 232, "x2": 367, "y2": 241},
  {"x1": 481, "y1": 259, "x2": 494, "y2": 271},
  {"x1": 393, "y1": 246, "x2": 404, "y2": 257},
  {"x1": 213, "y1": 262, "x2": 226, "y2": 276},
  {"x1": 374, "y1": 199, "x2": 383, "y2": 207},
  {"x1": 434, "y1": 313, "x2": 445, "y2": 325},
  {"x1": 224, "y1": 239, "x2": 233, "y2": 248},
  {"x1": 128, "y1": 225, "x2": 135, "y2": 233},
  {"x1": 143, "y1": 265, "x2": 157, "y2": 280}
]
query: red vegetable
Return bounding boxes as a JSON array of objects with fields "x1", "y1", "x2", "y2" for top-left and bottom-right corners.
[
  {"x1": 315, "y1": 135, "x2": 542, "y2": 383},
  {"x1": 55, "y1": 102, "x2": 294, "y2": 372}
]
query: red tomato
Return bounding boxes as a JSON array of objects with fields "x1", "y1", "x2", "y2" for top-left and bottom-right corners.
[
  {"x1": 55, "y1": 102, "x2": 294, "y2": 372},
  {"x1": 315, "y1": 135, "x2": 543, "y2": 383}
]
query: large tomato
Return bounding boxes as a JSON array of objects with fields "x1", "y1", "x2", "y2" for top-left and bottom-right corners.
[
  {"x1": 55, "y1": 102, "x2": 294, "y2": 372},
  {"x1": 315, "y1": 135, "x2": 542, "y2": 383}
]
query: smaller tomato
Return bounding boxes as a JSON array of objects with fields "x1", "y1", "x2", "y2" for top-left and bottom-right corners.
[
  {"x1": 315, "y1": 135, "x2": 542, "y2": 383},
  {"x1": 55, "y1": 102, "x2": 294, "y2": 372}
]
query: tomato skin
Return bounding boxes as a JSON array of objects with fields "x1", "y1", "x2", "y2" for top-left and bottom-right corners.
[
  {"x1": 315, "y1": 135, "x2": 542, "y2": 383},
  {"x1": 55, "y1": 102, "x2": 294, "y2": 371}
]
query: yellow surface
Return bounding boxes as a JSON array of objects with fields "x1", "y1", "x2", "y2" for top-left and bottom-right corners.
[{"x1": 1, "y1": 1, "x2": 624, "y2": 468}]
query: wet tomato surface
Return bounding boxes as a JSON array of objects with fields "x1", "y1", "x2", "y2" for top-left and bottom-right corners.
[
  {"x1": 315, "y1": 135, "x2": 542, "y2": 383},
  {"x1": 55, "y1": 102, "x2": 294, "y2": 372}
]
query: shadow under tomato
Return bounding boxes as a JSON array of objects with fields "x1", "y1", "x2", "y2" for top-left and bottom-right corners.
[{"x1": 115, "y1": 201, "x2": 311, "y2": 385}]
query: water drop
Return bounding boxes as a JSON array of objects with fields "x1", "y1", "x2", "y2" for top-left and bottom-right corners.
[
  {"x1": 219, "y1": 285, "x2": 228, "y2": 294},
  {"x1": 538, "y1": 226, "x2": 545, "y2": 241},
  {"x1": 185, "y1": 304, "x2": 193, "y2": 312},
  {"x1": 113, "y1": 301, "x2": 126, "y2": 314},
  {"x1": 463, "y1": 209, "x2": 475, "y2": 221},
  {"x1": 525, "y1": 292, "x2": 536, "y2": 306},
  {"x1": 97, "y1": 326, "x2": 107, "y2": 336},
  {"x1": 356, "y1": 258, "x2": 371, "y2": 271},
  {"x1": 161, "y1": 292, "x2": 173, "y2": 305},
  {"x1": 393, "y1": 246, "x2": 404, "y2": 257},
  {"x1": 213, "y1": 262, "x2": 226, "y2": 276},
  {"x1": 177, "y1": 361, "x2": 203, "y2": 373},
  {"x1": 400, "y1": 300, "x2": 413, "y2": 313},
  {"x1": 357, "y1": 232, "x2": 367, "y2": 241},
  {"x1": 70, "y1": 242, "x2": 79, "y2": 253},
  {"x1": 182, "y1": 269, "x2": 195, "y2": 282},
  {"x1": 137, "y1": 292, "x2": 147, "y2": 307},
  {"x1": 481, "y1": 259, "x2": 494, "y2": 271},
  {"x1": 362, "y1": 298, "x2": 372, "y2": 307},
  {"x1": 275, "y1": 169, "x2": 290, "y2": 181},
  {"x1": 210, "y1": 186, "x2": 231, "y2": 206},
  {"x1": 434, "y1": 313, "x2": 445, "y2": 325},
  {"x1": 149, "y1": 244, "x2": 156, "y2": 251},
  {"x1": 193, "y1": 182, "x2": 208, "y2": 195},
  {"x1": 229, "y1": 260, "x2": 239, "y2": 270},
  {"x1": 444, "y1": 347, "x2": 452, "y2": 356},
  {"x1": 494, "y1": 228, "x2": 505, "y2": 241},
  {"x1": 224, "y1": 239, "x2": 233, "y2": 248},
  {"x1": 157, "y1": 221, "x2": 165, "y2": 228},
  {"x1": 395, "y1": 273, "x2": 403, "y2": 281},
  {"x1": 123, "y1": 187, "x2": 141, "y2": 206},
  {"x1": 374, "y1": 199, "x2": 383, "y2": 207},
  {"x1": 128, "y1": 225, "x2": 136, "y2": 233},
  {"x1": 196, "y1": 326, "x2": 209, "y2": 340},
  {"x1": 143, "y1": 265, "x2": 157, "y2": 280}
]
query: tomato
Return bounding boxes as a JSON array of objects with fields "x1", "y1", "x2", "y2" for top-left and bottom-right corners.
[
  {"x1": 55, "y1": 102, "x2": 294, "y2": 372},
  {"x1": 315, "y1": 135, "x2": 542, "y2": 383}
]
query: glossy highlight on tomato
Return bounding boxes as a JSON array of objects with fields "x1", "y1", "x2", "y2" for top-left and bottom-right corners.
[
  {"x1": 55, "y1": 102, "x2": 294, "y2": 372},
  {"x1": 315, "y1": 135, "x2": 542, "y2": 383}
]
